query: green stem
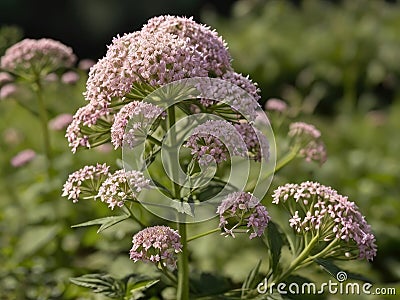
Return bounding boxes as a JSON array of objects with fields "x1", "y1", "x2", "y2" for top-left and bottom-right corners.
[
  {"x1": 272, "y1": 234, "x2": 320, "y2": 285},
  {"x1": 177, "y1": 222, "x2": 189, "y2": 300},
  {"x1": 125, "y1": 204, "x2": 147, "y2": 229},
  {"x1": 33, "y1": 81, "x2": 52, "y2": 177},
  {"x1": 147, "y1": 134, "x2": 162, "y2": 146},
  {"x1": 166, "y1": 105, "x2": 189, "y2": 300},
  {"x1": 275, "y1": 148, "x2": 298, "y2": 173},
  {"x1": 187, "y1": 228, "x2": 220, "y2": 242}
]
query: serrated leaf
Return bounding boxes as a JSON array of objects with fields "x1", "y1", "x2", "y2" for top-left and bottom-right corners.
[
  {"x1": 70, "y1": 274, "x2": 125, "y2": 298},
  {"x1": 72, "y1": 214, "x2": 130, "y2": 233},
  {"x1": 315, "y1": 258, "x2": 372, "y2": 283},
  {"x1": 264, "y1": 221, "x2": 284, "y2": 273},
  {"x1": 241, "y1": 259, "x2": 262, "y2": 298}
]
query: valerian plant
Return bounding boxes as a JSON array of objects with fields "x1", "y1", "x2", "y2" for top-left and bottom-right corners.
[{"x1": 61, "y1": 16, "x2": 377, "y2": 300}]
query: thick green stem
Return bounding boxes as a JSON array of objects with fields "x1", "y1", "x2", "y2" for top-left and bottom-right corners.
[
  {"x1": 177, "y1": 222, "x2": 189, "y2": 300},
  {"x1": 166, "y1": 105, "x2": 189, "y2": 300},
  {"x1": 33, "y1": 81, "x2": 52, "y2": 177}
]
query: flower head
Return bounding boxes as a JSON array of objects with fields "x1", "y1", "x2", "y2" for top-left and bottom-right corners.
[
  {"x1": 142, "y1": 15, "x2": 232, "y2": 77},
  {"x1": 0, "y1": 72, "x2": 13, "y2": 84},
  {"x1": 234, "y1": 122, "x2": 269, "y2": 162},
  {"x1": 129, "y1": 225, "x2": 182, "y2": 270},
  {"x1": 185, "y1": 120, "x2": 247, "y2": 166},
  {"x1": 10, "y1": 149, "x2": 36, "y2": 167},
  {"x1": 272, "y1": 181, "x2": 377, "y2": 261},
  {"x1": 61, "y1": 71, "x2": 80, "y2": 84},
  {"x1": 0, "y1": 83, "x2": 17, "y2": 99},
  {"x1": 84, "y1": 30, "x2": 208, "y2": 105},
  {"x1": 65, "y1": 103, "x2": 111, "y2": 153},
  {"x1": 48, "y1": 113, "x2": 73, "y2": 131},
  {"x1": 97, "y1": 169, "x2": 150, "y2": 209},
  {"x1": 1, "y1": 38, "x2": 76, "y2": 79},
  {"x1": 217, "y1": 191, "x2": 270, "y2": 239},
  {"x1": 288, "y1": 122, "x2": 327, "y2": 165},
  {"x1": 111, "y1": 101, "x2": 165, "y2": 149},
  {"x1": 265, "y1": 98, "x2": 287, "y2": 112},
  {"x1": 62, "y1": 163, "x2": 110, "y2": 203}
]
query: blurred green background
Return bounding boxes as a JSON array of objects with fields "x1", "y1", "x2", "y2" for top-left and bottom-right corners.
[{"x1": 1, "y1": 0, "x2": 399, "y2": 299}]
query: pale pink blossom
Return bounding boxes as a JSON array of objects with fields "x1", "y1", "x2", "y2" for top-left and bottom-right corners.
[
  {"x1": 217, "y1": 191, "x2": 270, "y2": 239},
  {"x1": 11, "y1": 149, "x2": 36, "y2": 167},
  {"x1": 48, "y1": 113, "x2": 73, "y2": 130},
  {"x1": 130, "y1": 226, "x2": 182, "y2": 270}
]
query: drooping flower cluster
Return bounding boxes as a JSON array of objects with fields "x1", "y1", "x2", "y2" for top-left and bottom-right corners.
[
  {"x1": 97, "y1": 169, "x2": 150, "y2": 209},
  {"x1": 111, "y1": 101, "x2": 165, "y2": 149},
  {"x1": 217, "y1": 191, "x2": 270, "y2": 239},
  {"x1": 129, "y1": 226, "x2": 182, "y2": 270},
  {"x1": 62, "y1": 163, "x2": 110, "y2": 202},
  {"x1": 0, "y1": 38, "x2": 76, "y2": 79},
  {"x1": 288, "y1": 121, "x2": 327, "y2": 165},
  {"x1": 185, "y1": 120, "x2": 247, "y2": 166},
  {"x1": 272, "y1": 181, "x2": 377, "y2": 261}
]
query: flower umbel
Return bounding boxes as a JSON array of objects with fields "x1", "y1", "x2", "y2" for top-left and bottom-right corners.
[
  {"x1": 0, "y1": 38, "x2": 76, "y2": 80},
  {"x1": 185, "y1": 120, "x2": 247, "y2": 166},
  {"x1": 217, "y1": 191, "x2": 270, "y2": 239},
  {"x1": 272, "y1": 181, "x2": 377, "y2": 261},
  {"x1": 97, "y1": 169, "x2": 150, "y2": 209},
  {"x1": 62, "y1": 163, "x2": 110, "y2": 203},
  {"x1": 288, "y1": 121, "x2": 327, "y2": 165},
  {"x1": 129, "y1": 225, "x2": 182, "y2": 270},
  {"x1": 111, "y1": 101, "x2": 165, "y2": 149}
]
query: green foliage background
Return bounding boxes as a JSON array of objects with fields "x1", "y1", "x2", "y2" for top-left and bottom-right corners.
[{"x1": 0, "y1": 0, "x2": 399, "y2": 299}]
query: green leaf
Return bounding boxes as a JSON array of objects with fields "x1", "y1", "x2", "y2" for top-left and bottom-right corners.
[
  {"x1": 241, "y1": 259, "x2": 262, "y2": 298},
  {"x1": 315, "y1": 258, "x2": 372, "y2": 283},
  {"x1": 72, "y1": 214, "x2": 130, "y2": 233},
  {"x1": 171, "y1": 201, "x2": 194, "y2": 217},
  {"x1": 126, "y1": 278, "x2": 160, "y2": 300},
  {"x1": 14, "y1": 224, "x2": 59, "y2": 261},
  {"x1": 264, "y1": 221, "x2": 284, "y2": 273},
  {"x1": 70, "y1": 273, "x2": 125, "y2": 298}
]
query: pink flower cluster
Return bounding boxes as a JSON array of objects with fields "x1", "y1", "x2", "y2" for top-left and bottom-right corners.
[
  {"x1": 185, "y1": 120, "x2": 247, "y2": 166},
  {"x1": 129, "y1": 225, "x2": 182, "y2": 270},
  {"x1": 265, "y1": 98, "x2": 288, "y2": 112},
  {"x1": 62, "y1": 163, "x2": 110, "y2": 202},
  {"x1": 97, "y1": 169, "x2": 150, "y2": 209},
  {"x1": 10, "y1": 149, "x2": 36, "y2": 167},
  {"x1": 234, "y1": 122, "x2": 269, "y2": 162},
  {"x1": 142, "y1": 15, "x2": 232, "y2": 77},
  {"x1": 288, "y1": 121, "x2": 327, "y2": 165},
  {"x1": 62, "y1": 164, "x2": 149, "y2": 209},
  {"x1": 0, "y1": 38, "x2": 76, "y2": 77},
  {"x1": 111, "y1": 101, "x2": 165, "y2": 149},
  {"x1": 272, "y1": 181, "x2": 377, "y2": 261},
  {"x1": 66, "y1": 103, "x2": 110, "y2": 153},
  {"x1": 217, "y1": 191, "x2": 270, "y2": 239}
]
